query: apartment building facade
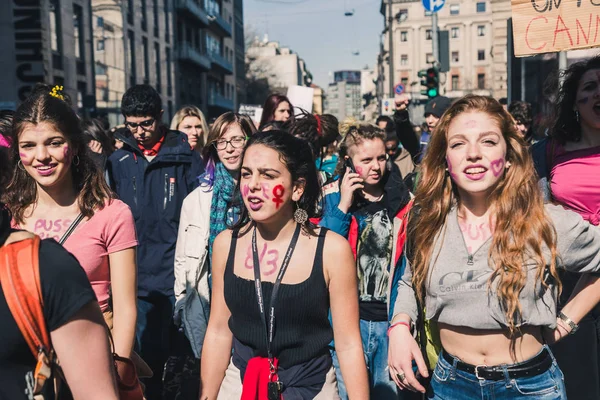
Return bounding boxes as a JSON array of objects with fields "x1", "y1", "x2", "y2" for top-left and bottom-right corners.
[
  {"x1": 325, "y1": 70, "x2": 362, "y2": 121},
  {"x1": 1, "y1": 0, "x2": 95, "y2": 113},
  {"x1": 380, "y1": 0, "x2": 506, "y2": 101}
]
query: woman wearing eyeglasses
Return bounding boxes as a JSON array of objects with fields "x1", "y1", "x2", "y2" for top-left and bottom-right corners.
[{"x1": 170, "y1": 112, "x2": 256, "y2": 397}]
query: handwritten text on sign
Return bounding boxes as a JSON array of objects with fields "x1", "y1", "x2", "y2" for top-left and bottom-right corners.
[{"x1": 511, "y1": 0, "x2": 600, "y2": 57}]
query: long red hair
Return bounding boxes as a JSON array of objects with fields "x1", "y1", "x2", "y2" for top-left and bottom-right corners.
[{"x1": 410, "y1": 95, "x2": 560, "y2": 335}]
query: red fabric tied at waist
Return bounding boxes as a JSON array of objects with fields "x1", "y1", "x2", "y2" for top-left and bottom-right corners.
[{"x1": 241, "y1": 356, "x2": 282, "y2": 400}]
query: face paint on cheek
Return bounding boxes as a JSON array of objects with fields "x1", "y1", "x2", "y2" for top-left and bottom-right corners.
[
  {"x1": 272, "y1": 185, "x2": 284, "y2": 209},
  {"x1": 261, "y1": 183, "x2": 271, "y2": 199},
  {"x1": 242, "y1": 184, "x2": 250, "y2": 198},
  {"x1": 63, "y1": 146, "x2": 71, "y2": 162},
  {"x1": 355, "y1": 165, "x2": 363, "y2": 175},
  {"x1": 465, "y1": 120, "x2": 478, "y2": 128},
  {"x1": 19, "y1": 153, "x2": 32, "y2": 166},
  {"x1": 446, "y1": 158, "x2": 458, "y2": 180},
  {"x1": 577, "y1": 97, "x2": 589, "y2": 105},
  {"x1": 490, "y1": 158, "x2": 506, "y2": 177}
]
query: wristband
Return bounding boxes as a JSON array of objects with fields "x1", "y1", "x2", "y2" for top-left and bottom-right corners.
[
  {"x1": 558, "y1": 311, "x2": 579, "y2": 334},
  {"x1": 387, "y1": 321, "x2": 411, "y2": 336}
]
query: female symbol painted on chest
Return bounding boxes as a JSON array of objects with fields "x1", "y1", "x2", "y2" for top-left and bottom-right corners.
[{"x1": 272, "y1": 185, "x2": 285, "y2": 208}]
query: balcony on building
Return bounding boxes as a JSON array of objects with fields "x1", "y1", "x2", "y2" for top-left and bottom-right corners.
[
  {"x1": 208, "y1": 90, "x2": 234, "y2": 111},
  {"x1": 175, "y1": 0, "x2": 209, "y2": 26},
  {"x1": 207, "y1": 13, "x2": 232, "y2": 37},
  {"x1": 209, "y1": 52, "x2": 233, "y2": 74},
  {"x1": 177, "y1": 43, "x2": 211, "y2": 71}
]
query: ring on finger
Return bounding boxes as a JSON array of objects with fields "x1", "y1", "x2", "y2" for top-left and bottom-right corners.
[{"x1": 396, "y1": 371, "x2": 406, "y2": 382}]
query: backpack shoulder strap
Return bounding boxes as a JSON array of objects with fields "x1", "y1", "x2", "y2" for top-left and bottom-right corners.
[{"x1": 0, "y1": 235, "x2": 50, "y2": 358}]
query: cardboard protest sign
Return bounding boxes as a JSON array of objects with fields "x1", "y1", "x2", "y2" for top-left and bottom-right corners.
[
  {"x1": 239, "y1": 104, "x2": 263, "y2": 124},
  {"x1": 511, "y1": 0, "x2": 600, "y2": 57}
]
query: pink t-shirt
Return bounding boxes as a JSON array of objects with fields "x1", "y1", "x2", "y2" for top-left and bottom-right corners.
[
  {"x1": 551, "y1": 145, "x2": 600, "y2": 226},
  {"x1": 62, "y1": 200, "x2": 138, "y2": 311}
]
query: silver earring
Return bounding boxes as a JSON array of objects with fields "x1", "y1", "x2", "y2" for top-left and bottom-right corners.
[
  {"x1": 575, "y1": 110, "x2": 580, "y2": 123},
  {"x1": 17, "y1": 160, "x2": 25, "y2": 171},
  {"x1": 293, "y1": 202, "x2": 308, "y2": 225}
]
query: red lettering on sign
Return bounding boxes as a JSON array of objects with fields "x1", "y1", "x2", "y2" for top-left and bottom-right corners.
[
  {"x1": 526, "y1": 16, "x2": 548, "y2": 51},
  {"x1": 553, "y1": 15, "x2": 574, "y2": 47},
  {"x1": 575, "y1": 14, "x2": 592, "y2": 44}
]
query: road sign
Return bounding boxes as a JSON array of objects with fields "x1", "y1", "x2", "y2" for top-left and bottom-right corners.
[
  {"x1": 381, "y1": 98, "x2": 395, "y2": 116},
  {"x1": 422, "y1": 0, "x2": 445, "y2": 13},
  {"x1": 394, "y1": 84, "x2": 405, "y2": 95}
]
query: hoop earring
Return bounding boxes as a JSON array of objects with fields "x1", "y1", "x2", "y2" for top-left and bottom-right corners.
[
  {"x1": 293, "y1": 201, "x2": 308, "y2": 225},
  {"x1": 575, "y1": 110, "x2": 580, "y2": 123},
  {"x1": 17, "y1": 160, "x2": 25, "y2": 171},
  {"x1": 73, "y1": 155, "x2": 80, "y2": 166}
]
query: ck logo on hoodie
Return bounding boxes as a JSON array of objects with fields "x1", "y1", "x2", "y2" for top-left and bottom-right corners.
[{"x1": 437, "y1": 269, "x2": 491, "y2": 293}]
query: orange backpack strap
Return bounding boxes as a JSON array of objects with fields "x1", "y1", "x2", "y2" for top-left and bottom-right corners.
[{"x1": 0, "y1": 236, "x2": 51, "y2": 358}]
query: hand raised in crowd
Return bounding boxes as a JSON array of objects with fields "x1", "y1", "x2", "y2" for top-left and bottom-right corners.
[
  {"x1": 394, "y1": 93, "x2": 410, "y2": 112},
  {"x1": 387, "y1": 320, "x2": 428, "y2": 394},
  {"x1": 338, "y1": 166, "x2": 363, "y2": 214}
]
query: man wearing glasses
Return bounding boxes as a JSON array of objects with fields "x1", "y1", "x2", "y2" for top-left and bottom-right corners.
[{"x1": 106, "y1": 84, "x2": 204, "y2": 399}]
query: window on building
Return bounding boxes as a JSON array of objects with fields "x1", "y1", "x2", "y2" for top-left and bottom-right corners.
[
  {"x1": 426, "y1": 29, "x2": 432, "y2": 40},
  {"x1": 127, "y1": 0, "x2": 134, "y2": 24},
  {"x1": 153, "y1": 0, "x2": 159, "y2": 37},
  {"x1": 426, "y1": 53, "x2": 434, "y2": 63},
  {"x1": 477, "y1": 25, "x2": 485, "y2": 37},
  {"x1": 451, "y1": 27, "x2": 459, "y2": 39},
  {"x1": 450, "y1": 4, "x2": 459, "y2": 15},
  {"x1": 400, "y1": 54, "x2": 408, "y2": 66},
  {"x1": 477, "y1": 73, "x2": 485, "y2": 89},
  {"x1": 451, "y1": 75, "x2": 459, "y2": 91},
  {"x1": 97, "y1": 16, "x2": 104, "y2": 28},
  {"x1": 73, "y1": 4, "x2": 84, "y2": 60},
  {"x1": 97, "y1": 39, "x2": 105, "y2": 51},
  {"x1": 397, "y1": 9, "x2": 408, "y2": 23},
  {"x1": 166, "y1": 47, "x2": 172, "y2": 96},
  {"x1": 49, "y1": 0, "x2": 61, "y2": 52},
  {"x1": 400, "y1": 31, "x2": 408, "y2": 42},
  {"x1": 99, "y1": 87, "x2": 109, "y2": 102},
  {"x1": 206, "y1": 33, "x2": 221, "y2": 56},
  {"x1": 478, "y1": 49, "x2": 485, "y2": 60},
  {"x1": 452, "y1": 51, "x2": 459, "y2": 62},
  {"x1": 164, "y1": 0, "x2": 170, "y2": 43},
  {"x1": 401, "y1": 77, "x2": 409, "y2": 86},
  {"x1": 155, "y1": 42, "x2": 161, "y2": 93},
  {"x1": 476, "y1": 2, "x2": 486, "y2": 12},
  {"x1": 128, "y1": 30, "x2": 136, "y2": 86},
  {"x1": 143, "y1": 38, "x2": 149, "y2": 84},
  {"x1": 141, "y1": 0, "x2": 147, "y2": 31},
  {"x1": 206, "y1": 0, "x2": 221, "y2": 16},
  {"x1": 95, "y1": 63, "x2": 107, "y2": 75}
]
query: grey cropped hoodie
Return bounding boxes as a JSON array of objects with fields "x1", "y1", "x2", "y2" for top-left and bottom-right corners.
[{"x1": 392, "y1": 204, "x2": 600, "y2": 329}]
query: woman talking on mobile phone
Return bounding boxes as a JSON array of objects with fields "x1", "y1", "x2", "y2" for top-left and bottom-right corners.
[{"x1": 200, "y1": 131, "x2": 368, "y2": 399}]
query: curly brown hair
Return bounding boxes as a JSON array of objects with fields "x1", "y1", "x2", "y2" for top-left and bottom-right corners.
[
  {"x1": 410, "y1": 95, "x2": 560, "y2": 337},
  {"x1": 5, "y1": 84, "x2": 114, "y2": 224}
]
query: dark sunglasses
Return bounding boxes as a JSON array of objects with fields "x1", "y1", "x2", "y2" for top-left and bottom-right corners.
[{"x1": 125, "y1": 118, "x2": 155, "y2": 130}]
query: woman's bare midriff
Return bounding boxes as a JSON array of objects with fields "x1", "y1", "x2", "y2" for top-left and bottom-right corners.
[{"x1": 439, "y1": 323, "x2": 545, "y2": 366}]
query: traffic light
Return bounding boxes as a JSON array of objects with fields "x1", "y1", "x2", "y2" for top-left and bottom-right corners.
[{"x1": 419, "y1": 67, "x2": 440, "y2": 99}]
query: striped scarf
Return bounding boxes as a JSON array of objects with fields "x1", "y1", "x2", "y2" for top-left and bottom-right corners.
[{"x1": 209, "y1": 162, "x2": 238, "y2": 260}]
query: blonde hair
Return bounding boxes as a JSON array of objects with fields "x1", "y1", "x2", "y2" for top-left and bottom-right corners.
[
  {"x1": 170, "y1": 105, "x2": 209, "y2": 149},
  {"x1": 410, "y1": 95, "x2": 560, "y2": 337},
  {"x1": 334, "y1": 117, "x2": 385, "y2": 176}
]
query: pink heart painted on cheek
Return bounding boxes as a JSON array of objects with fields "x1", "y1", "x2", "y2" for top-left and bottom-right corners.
[{"x1": 491, "y1": 159, "x2": 505, "y2": 177}]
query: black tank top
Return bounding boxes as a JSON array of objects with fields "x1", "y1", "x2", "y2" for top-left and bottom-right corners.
[{"x1": 224, "y1": 228, "x2": 332, "y2": 369}]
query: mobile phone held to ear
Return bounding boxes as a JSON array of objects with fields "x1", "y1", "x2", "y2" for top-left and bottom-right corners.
[{"x1": 344, "y1": 157, "x2": 356, "y2": 173}]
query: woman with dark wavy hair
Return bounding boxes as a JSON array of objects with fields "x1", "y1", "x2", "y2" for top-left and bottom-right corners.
[
  {"x1": 259, "y1": 94, "x2": 293, "y2": 130},
  {"x1": 532, "y1": 54, "x2": 600, "y2": 399},
  {"x1": 388, "y1": 95, "x2": 600, "y2": 399},
  {"x1": 4, "y1": 84, "x2": 141, "y2": 373},
  {"x1": 200, "y1": 131, "x2": 368, "y2": 399}
]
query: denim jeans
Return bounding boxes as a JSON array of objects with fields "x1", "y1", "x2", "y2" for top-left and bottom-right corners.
[
  {"x1": 332, "y1": 319, "x2": 401, "y2": 399},
  {"x1": 428, "y1": 346, "x2": 566, "y2": 399},
  {"x1": 136, "y1": 295, "x2": 175, "y2": 400}
]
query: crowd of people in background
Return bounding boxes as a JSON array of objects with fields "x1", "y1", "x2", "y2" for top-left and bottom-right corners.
[{"x1": 1, "y1": 55, "x2": 600, "y2": 400}]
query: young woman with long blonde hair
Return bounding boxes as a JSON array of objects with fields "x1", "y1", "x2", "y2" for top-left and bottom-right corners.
[{"x1": 388, "y1": 95, "x2": 600, "y2": 399}]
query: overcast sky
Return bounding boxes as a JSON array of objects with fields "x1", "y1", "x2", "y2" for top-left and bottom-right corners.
[{"x1": 243, "y1": 0, "x2": 383, "y2": 89}]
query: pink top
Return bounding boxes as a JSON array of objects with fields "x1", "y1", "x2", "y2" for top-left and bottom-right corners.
[
  {"x1": 551, "y1": 145, "x2": 600, "y2": 226},
  {"x1": 0, "y1": 133, "x2": 11, "y2": 148}
]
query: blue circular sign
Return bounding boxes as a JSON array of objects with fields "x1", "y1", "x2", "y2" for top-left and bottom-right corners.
[
  {"x1": 422, "y1": 0, "x2": 446, "y2": 13},
  {"x1": 394, "y1": 84, "x2": 405, "y2": 95}
]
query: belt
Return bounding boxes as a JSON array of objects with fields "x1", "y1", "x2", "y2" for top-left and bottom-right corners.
[{"x1": 441, "y1": 347, "x2": 553, "y2": 381}]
